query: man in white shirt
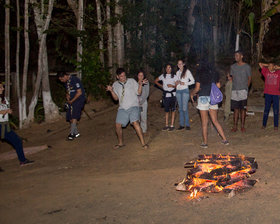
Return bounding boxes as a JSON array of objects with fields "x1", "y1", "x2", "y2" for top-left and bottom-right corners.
[{"x1": 106, "y1": 68, "x2": 148, "y2": 149}]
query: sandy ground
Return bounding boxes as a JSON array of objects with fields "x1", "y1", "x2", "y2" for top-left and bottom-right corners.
[{"x1": 1, "y1": 85, "x2": 280, "y2": 224}]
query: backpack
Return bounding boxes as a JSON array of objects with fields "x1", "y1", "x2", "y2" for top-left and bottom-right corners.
[{"x1": 210, "y1": 83, "x2": 223, "y2": 105}]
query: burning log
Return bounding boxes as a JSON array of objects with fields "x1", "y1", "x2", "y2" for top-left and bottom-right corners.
[{"x1": 176, "y1": 154, "x2": 258, "y2": 200}]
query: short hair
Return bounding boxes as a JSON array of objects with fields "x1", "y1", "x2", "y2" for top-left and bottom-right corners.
[
  {"x1": 234, "y1": 50, "x2": 244, "y2": 56},
  {"x1": 116, "y1": 68, "x2": 125, "y2": 76},
  {"x1": 57, "y1": 71, "x2": 69, "y2": 78}
]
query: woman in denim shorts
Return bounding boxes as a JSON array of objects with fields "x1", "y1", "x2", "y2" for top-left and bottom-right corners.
[{"x1": 190, "y1": 59, "x2": 229, "y2": 148}]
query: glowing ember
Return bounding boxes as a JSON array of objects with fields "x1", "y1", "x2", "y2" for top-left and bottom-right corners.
[{"x1": 176, "y1": 154, "x2": 258, "y2": 199}]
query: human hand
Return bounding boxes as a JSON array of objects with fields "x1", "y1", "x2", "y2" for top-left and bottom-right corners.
[
  {"x1": 66, "y1": 94, "x2": 70, "y2": 101},
  {"x1": 180, "y1": 81, "x2": 185, "y2": 85},
  {"x1": 106, "y1": 85, "x2": 113, "y2": 92},
  {"x1": 7, "y1": 109, "x2": 12, "y2": 114}
]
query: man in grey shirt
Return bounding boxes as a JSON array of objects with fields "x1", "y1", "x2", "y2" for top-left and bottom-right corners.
[
  {"x1": 106, "y1": 68, "x2": 148, "y2": 149},
  {"x1": 230, "y1": 51, "x2": 252, "y2": 132}
]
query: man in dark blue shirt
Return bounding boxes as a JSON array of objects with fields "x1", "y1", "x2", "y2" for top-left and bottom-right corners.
[{"x1": 58, "y1": 72, "x2": 86, "y2": 140}]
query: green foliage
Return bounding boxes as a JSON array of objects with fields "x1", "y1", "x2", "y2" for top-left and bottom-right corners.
[
  {"x1": 34, "y1": 99, "x2": 44, "y2": 123},
  {"x1": 78, "y1": 48, "x2": 111, "y2": 99},
  {"x1": 248, "y1": 12, "x2": 255, "y2": 37},
  {"x1": 263, "y1": 1, "x2": 280, "y2": 19}
]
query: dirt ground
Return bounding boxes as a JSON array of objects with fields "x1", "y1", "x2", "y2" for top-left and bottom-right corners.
[{"x1": 1, "y1": 84, "x2": 280, "y2": 224}]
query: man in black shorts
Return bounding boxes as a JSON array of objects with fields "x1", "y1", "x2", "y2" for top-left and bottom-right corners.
[
  {"x1": 230, "y1": 51, "x2": 252, "y2": 132},
  {"x1": 58, "y1": 72, "x2": 86, "y2": 140}
]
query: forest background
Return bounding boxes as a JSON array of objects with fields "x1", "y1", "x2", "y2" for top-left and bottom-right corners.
[{"x1": 0, "y1": 0, "x2": 280, "y2": 128}]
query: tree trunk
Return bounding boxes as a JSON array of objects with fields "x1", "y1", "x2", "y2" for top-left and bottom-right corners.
[
  {"x1": 106, "y1": 0, "x2": 113, "y2": 76},
  {"x1": 96, "y1": 0, "x2": 104, "y2": 65},
  {"x1": 114, "y1": 0, "x2": 125, "y2": 67},
  {"x1": 185, "y1": 0, "x2": 197, "y2": 55},
  {"x1": 5, "y1": 0, "x2": 10, "y2": 100},
  {"x1": 257, "y1": 0, "x2": 273, "y2": 61},
  {"x1": 41, "y1": 44, "x2": 59, "y2": 122},
  {"x1": 22, "y1": 0, "x2": 30, "y2": 123},
  {"x1": 77, "y1": 0, "x2": 84, "y2": 79},
  {"x1": 234, "y1": 1, "x2": 242, "y2": 51},
  {"x1": 16, "y1": 0, "x2": 23, "y2": 129},
  {"x1": 26, "y1": 0, "x2": 58, "y2": 125}
]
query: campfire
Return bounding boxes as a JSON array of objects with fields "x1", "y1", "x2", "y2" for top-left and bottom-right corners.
[{"x1": 176, "y1": 154, "x2": 258, "y2": 200}]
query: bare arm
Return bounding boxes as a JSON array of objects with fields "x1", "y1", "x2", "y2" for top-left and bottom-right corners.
[
  {"x1": 248, "y1": 76, "x2": 252, "y2": 87},
  {"x1": 68, "y1": 89, "x2": 82, "y2": 104},
  {"x1": 137, "y1": 78, "x2": 148, "y2": 95},
  {"x1": 0, "y1": 108, "x2": 12, "y2": 115},
  {"x1": 190, "y1": 82, "x2": 200, "y2": 103},
  {"x1": 154, "y1": 77, "x2": 163, "y2": 89},
  {"x1": 106, "y1": 85, "x2": 119, "y2": 101},
  {"x1": 259, "y1": 62, "x2": 268, "y2": 68},
  {"x1": 275, "y1": 65, "x2": 280, "y2": 70}
]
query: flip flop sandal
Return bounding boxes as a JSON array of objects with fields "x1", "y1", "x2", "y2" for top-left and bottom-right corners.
[
  {"x1": 113, "y1": 144, "x2": 125, "y2": 150},
  {"x1": 142, "y1": 144, "x2": 149, "y2": 149}
]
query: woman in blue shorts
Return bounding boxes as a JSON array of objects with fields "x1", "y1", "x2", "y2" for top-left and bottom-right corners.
[{"x1": 190, "y1": 59, "x2": 229, "y2": 148}]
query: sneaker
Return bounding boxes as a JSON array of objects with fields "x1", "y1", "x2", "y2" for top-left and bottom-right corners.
[
  {"x1": 185, "y1": 126, "x2": 191, "y2": 130},
  {"x1": 221, "y1": 140, "x2": 229, "y2": 145},
  {"x1": 20, "y1": 159, "x2": 34, "y2": 166},
  {"x1": 162, "y1": 126, "x2": 169, "y2": 131},
  {"x1": 200, "y1": 143, "x2": 208, "y2": 149},
  {"x1": 75, "y1": 133, "x2": 80, "y2": 138},
  {"x1": 177, "y1": 126, "x2": 184, "y2": 130},
  {"x1": 68, "y1": 134, "x2": 75, "y2": 140},
  {"x1": 168, "y1": 126, "x2": 175, "y2": 131}
]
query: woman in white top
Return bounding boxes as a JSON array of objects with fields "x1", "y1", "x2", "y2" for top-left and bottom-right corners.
[
  {"x1": 0, "y1": 83, "x2": 33, "y2": 166},
  {"x1": 155, "y1": 64, "x2": 177, "y2": 131},
  {"x1": 175, "y1": 60, "x2": 195, "y2": 130}
]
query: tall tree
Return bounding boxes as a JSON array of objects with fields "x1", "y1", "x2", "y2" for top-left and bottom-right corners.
[
  {"x1": 16, "y1": 0, "x2": 23, "y2": 128},
  {"x1": 5, "y1": 0, "x2": 10, "y2": 100},
  {"x1": 96, "y1": 0, "x2": 104, "y2": 65},
  {"x1": 26, "y1": 0, "x2": 59, "y2": 124},
  {"x1": 22, "y1": 0, "x2": 30, "y2": 125},
  {"x1": 67, "y1": 0, "x2": 84, "y2": 79},
  {"x1": 114, "y1": 0, "x2": 125, "y2": 67},
  {"x1": 257, "y1": 0, "x2": 274, "y2": 61},
  {"x1": 106, "y1": 0, "x2": 113, "y2": 75}
]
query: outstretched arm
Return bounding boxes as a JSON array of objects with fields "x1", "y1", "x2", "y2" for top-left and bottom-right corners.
[
  {"x1": 259, "y1": 62, "x2": 268, "y2": 68},
  {"x1": 106, "y1": 85, "x2": 119, "y2": 101}
]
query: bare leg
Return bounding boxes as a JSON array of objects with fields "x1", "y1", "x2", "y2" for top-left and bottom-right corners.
[
  {"x1": 165, "y1": 112, "x2": 169, "y2": 126},
  {"x1": 115, "y1": 123, "x2": 123, "y2": 146},
  {"x1": 132, "y1": 121, "x2": 146, "y2": 146},
  {"x1": 171, "y1": 111, "x2": 176, "y2": 127},
  {"x1": 232, "y1": 109, "x2": 239, "y2": 131},
  {"x1": 209, "y1": 109, "x2": 227, "y2": 141},
  {"x1": 241, "y1": 109, "x2": 246, "y2": 131},
  {"x1": 200, "y1": 110, "x2": 209, "y2": 144}
]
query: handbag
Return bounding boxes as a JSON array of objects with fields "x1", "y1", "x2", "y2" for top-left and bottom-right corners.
[{"x1": 210, "y1": 83, "x2": 223, "y2": 105}]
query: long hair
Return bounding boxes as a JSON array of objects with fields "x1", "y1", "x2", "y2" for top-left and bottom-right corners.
[
  {"x1": 163, "y1": 64, "x2": 175, "y2": 79},
  {"x1": 0, "y1": 84, "x2": 6, "y2": 104},
  {"x1": 180, "y1": 65, "x2": 188, "y2": 79},
  {"x1": 196, "y1": 57, "x2": 213, "y2": 84},
  {"x1": 135, "y1": 70, "x2": 147, "y2": 82}
]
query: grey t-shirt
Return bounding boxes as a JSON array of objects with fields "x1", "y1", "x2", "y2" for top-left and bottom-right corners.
[
  {"x1": 112, "y1": 78, "x2": 139, "y2": 110},
  {"x1": 138, "y1": 82, "x2": 150, "y2": 105},
  {"x1": 230, "y1": 63, "x2": 252, "y2": 91}
]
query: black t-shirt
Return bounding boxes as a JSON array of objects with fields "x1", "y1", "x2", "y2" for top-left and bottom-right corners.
[{"x1": 195, "y1": 67, "x2": 219, "y2": 96}]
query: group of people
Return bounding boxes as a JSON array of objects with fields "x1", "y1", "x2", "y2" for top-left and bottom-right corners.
[
  {"x1": 106, "y1": 50, "x2": 280, "y2": 149},
  {"x1": 1, "y1": 50, "x2": 280, "y2": 167}
]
